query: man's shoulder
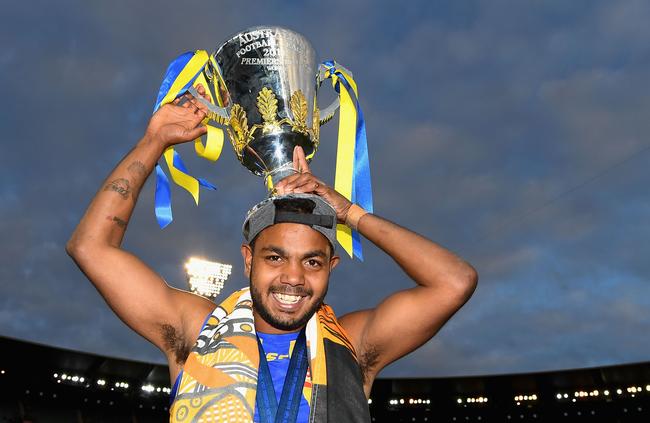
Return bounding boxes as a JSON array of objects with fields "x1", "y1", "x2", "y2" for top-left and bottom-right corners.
[{"x1": 336, "y1": 309, "x2": 372, "y2": 340}]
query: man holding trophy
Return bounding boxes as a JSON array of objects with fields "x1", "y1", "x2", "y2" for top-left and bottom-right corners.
[{"x1": 67, "y1": 27, "x2": 477, "y2": 422}]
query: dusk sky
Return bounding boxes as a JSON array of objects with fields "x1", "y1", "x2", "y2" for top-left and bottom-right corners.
[{"x1": 2, "y1": 0, "x2": 650, "y2": 380}]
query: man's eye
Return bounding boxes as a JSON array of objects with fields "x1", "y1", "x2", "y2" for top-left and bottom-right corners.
[
  {"x1": 306, "y1": 259, "x2": 322, "y2": 268},
  {"x1": 266, "y1": 255, "x2": 281, "y2": 262}
]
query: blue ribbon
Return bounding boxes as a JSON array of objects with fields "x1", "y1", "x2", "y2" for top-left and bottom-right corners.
[
  {"x1": 153, "y1": 51, "x2": 193, "y2": 112},
  {"x1": 154, "y1": 164, "x2": 173, "y2": 228},
  {"x1": 152, "y1": 51, "x2": 217, "y2": 228},
  {"x1": 256, "y1": 329, "x2": 308, "y2": 423},
  {"x1": 256, "y1": 338, "x2": 278, "y2": 423},
  {"x1": 323, "y1": 60, "x2": 373, "y2": 260}
]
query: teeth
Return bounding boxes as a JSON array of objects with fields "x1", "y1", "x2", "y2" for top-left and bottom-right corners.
[{"x1": 274, "y1": 293, "x2": 302, "y2": 304}]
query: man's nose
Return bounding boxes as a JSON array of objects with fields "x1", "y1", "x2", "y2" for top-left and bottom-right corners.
[{"x1": 281, "y1": 260, "x2": 305, "y2": 286}]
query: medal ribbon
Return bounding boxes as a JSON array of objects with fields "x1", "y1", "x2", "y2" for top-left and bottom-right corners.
[
  {"x1": 321, "y1": 60, "x2": 373, "y2": 260},
  {"x1": 256, "y1": 328, "x2": 309, "y2": 423},
  {"x1": 152, "y1": 50, "x2": 225, "y2": 228}
]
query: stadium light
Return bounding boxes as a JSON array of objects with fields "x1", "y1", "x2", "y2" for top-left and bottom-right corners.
[
  {"x1": 514, "y1": 394, "x2": 536, "y2": 403},
  {"x1": 466, "y1": 396, "x2": 489, "y2": 405},
  {"x1": 185, "y1": 257, "x2": 233, "y2": 298},
  {"x1": 54, "y1": 372, "x2": 86, "y2": 385}
]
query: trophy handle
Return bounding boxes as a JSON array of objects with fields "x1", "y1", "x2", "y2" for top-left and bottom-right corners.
[
  {"x1": 187, "y1": 86, "x2": 230, "y2": 125},
  {"x1": 319, "y1": 97, "x2": 339, "y2": 125},
  {"x1": 317, "y1": 61, "x2": 354, "y2": 125}
]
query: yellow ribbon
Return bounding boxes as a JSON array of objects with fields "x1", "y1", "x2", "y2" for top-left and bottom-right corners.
[
  {"x1": 194, "y1": 125, "x2": 224, "y2": 162},
  {"x1": 163, "y1": 148, "x2": 199, "y2": 204},
  {"x1": 329, "y1": 67, "x2": 359, "y2": 258},
  {"x1": 158, "y1": 50, "x2": 209, "y2": 107}
]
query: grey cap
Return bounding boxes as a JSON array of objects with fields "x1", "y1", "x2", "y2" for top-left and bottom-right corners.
[{"x1": 242, "y1": 193, "x2": 337, "y2": 250}]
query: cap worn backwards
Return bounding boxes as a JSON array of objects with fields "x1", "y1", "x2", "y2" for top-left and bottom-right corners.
[{"x1": 242, "y1": 193, "x2": 337, "y2": 250}]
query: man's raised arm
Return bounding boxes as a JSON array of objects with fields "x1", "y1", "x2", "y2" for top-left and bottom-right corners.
[
  {"x1": 338, "y1": 212, "x2": 478, "y2": 386},
  {"x1": 275, "y1": 147, "x2": 478, "y2": 394},
  {"x1": 66, "y1": 87, "x2": 216, "y2": 363}
]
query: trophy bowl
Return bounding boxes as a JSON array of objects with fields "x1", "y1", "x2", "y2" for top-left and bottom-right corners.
[{"x1": 192, "y1": 26, "x2": 340, "y2": 189}]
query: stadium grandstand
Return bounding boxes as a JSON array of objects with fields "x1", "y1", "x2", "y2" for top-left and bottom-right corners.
[{"x1": 1, "y1": 335, "x2": 648, "y2": 422}]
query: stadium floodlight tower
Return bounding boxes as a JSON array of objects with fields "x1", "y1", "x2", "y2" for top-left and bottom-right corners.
[{"x1": 185, "y1": 257, "x2": 233, "y2": 299}]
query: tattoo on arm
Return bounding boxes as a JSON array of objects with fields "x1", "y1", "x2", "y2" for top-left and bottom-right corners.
[
  {"x1": 103, "y1": 178, "x2": 131, "y2": 200},
  {"x1": 106, "y1": 215, "x2": 128, "y2": 228},
  {"x1": 127, "y1": 161, "x2": 147, "y2": 179}
]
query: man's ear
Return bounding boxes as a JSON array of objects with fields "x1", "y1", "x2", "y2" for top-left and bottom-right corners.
[
  {"x1": 241, "y1": 244, "x2": 253, "y2": 278},
  {"x1": 329, "y1": 254, "x2": 340, "y2": 272}
]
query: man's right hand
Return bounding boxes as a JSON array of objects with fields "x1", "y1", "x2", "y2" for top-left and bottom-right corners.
[{"x1": 144, "y1": 84, "x2": 212, "y2": 148}]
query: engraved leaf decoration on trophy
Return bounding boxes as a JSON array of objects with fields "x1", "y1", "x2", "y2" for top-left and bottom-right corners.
[
  {"x1": 207, "y1": 111, "x2": 229, "y2": 126},
  {"x1": 228, "y1": 104, "x2": 250, "y2": 157},
  {"x1": 289, "y1": 90, "x2": 309, "y2": 134},
  {"x1": 257, "y1": 87, "x2": 280, "y2": 133}
]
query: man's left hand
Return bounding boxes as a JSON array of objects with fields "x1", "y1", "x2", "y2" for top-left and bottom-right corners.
[{"x1": 274, "y1": 146, "x2": 352, "y2": 224}]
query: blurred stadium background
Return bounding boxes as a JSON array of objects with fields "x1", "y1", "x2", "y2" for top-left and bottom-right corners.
[{"x1": 2, "y1": 335, "x2": 648, "y2": 422}]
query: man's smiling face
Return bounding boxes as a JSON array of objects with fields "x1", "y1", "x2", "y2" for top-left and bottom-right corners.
[{"x1": 241, "y1": 222, "x2": 339, "y2": 334}]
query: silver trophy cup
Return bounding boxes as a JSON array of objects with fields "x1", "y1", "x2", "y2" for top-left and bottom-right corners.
[{"x1": 189, "y1": 26, "x2": 343, "y2": 190}]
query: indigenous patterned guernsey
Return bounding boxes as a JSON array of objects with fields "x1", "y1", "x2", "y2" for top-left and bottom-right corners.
[{"x1": 169, "y1": 288, "x2": 370, "y2": 422}]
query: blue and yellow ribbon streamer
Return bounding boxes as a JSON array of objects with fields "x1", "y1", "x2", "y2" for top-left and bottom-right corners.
[
  {"x1": 152, "y1": 50, "x2": 225, "y2": 228},
  {"x1": 321, "y1": 60, "x2": 373, "y2": 260}
]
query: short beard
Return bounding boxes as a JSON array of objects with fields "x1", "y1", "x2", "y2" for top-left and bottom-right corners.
[{"x1": 249, "y1": 262, "x2": 328, "y2": 331}]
